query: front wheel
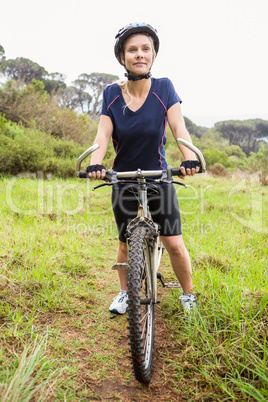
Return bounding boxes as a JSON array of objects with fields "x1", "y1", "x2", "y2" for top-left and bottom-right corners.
[{"x1": 127, "y1": 225, "x2": 155, "y2": 383}]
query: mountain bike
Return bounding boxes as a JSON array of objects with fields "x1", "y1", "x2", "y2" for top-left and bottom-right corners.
[{"x1": 76, "y1": 138, "x2": 206, "y2": 384}]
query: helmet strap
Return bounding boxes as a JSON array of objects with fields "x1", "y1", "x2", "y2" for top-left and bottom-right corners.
[{"x1": 124, "y1": 71, "x2": 151, "y2": 81}]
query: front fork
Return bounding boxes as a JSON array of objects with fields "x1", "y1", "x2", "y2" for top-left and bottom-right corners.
[{"x1": 151, "y1": 238, "x2": 162, "y2": 304}]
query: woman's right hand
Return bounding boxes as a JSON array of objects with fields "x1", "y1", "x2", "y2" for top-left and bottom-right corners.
[{"x1": 86, "y1": 164, "x2": 106, "y2": 180}]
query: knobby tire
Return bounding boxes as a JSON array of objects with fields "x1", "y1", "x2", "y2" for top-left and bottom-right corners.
[{"x1": 127, "y1": 225, "x2": 155, "y2": 383}]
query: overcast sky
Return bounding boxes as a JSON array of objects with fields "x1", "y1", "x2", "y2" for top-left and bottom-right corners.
[{"x1": 1, "y1": 0, "x2": 267, "y2": 127}]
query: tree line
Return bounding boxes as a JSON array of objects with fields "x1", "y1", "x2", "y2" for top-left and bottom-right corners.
[
  {"x1": 0, "y1": 43, "x2": 267, "y2": 181},
  {"x1": 1, "y1": 43, "x2": 268, "y2": 153},
  {"x1": 0, "y1": 45, "x2": 118, "y2": 120}
]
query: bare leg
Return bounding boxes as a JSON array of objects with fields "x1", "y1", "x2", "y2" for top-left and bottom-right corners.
[
  {"x1": 116, "y1": 240, "x2": 128, "y2": 291},
  {"x1": 116, "y1": 236, "x2": 193, "y2": 294},
  {"x1": 161, "y1": 235, "x2": 193, "y2": 294}
]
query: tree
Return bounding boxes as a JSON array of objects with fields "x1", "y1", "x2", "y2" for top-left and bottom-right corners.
[
  {"x1": 0, "y1": 57, "x2": 47, "y2": 84},
  {"x1": 184, "y1": 117, "x2": 207, "y2": 138},
  {"x1": 256, "y1": 121, "x2": 268, "y2": 140},
  {"x1": 73, "y1": 72, "x2": 118, "y2": 119},
  {"x1": 42, "y1": 72, "x2": 66, "y2": 94},
  {"x1": 71, "y1": 77, "x2": 93, "y2": 114},
  {"x1": 215, "y1": 122, "x2": 258, "y2": 155},
  {"x1": 59, "y1": 86, "x2": 79, "y2": 110},
  {"x1": 0, "y1": 45, "x2": 5, "y2": 62}
]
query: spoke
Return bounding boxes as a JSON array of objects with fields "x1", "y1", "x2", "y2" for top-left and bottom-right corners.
[
  {"x1": 141, "y1": 306, "x2": 152, "y2": 338},
  {"x1": 141, "y1": 309, "x2": 149, "y2": 324},
  {"x1": 141, "y1": 311, "x2": 148, "y2": 338}
]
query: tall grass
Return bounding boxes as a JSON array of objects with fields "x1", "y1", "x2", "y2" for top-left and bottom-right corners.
[
  {"x1": 163, "y1": 175, "x2": 268, "y2": 400},
  {"x1": 0, "y1": 335, "x2": 59, "y2": 401},
  {"x1": 0, "y1": 174, "x2": 267, "y2": 400}
]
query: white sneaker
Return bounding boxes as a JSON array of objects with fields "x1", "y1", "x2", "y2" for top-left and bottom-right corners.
[
  {"x1": 109, "y1": 291, "x2": 128, "y2": 314},
  {"x1": 179, "y1": 293, "x2": 197, "y2": 314}
]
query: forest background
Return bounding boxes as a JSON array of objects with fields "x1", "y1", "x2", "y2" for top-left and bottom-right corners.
[{"x1": 0, "y1": 46, "x2": 268, "y2": 182}]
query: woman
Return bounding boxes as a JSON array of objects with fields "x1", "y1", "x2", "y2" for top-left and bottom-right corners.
[{"x1": 87, "y1": 23, "x2": 201, "y2": 314}]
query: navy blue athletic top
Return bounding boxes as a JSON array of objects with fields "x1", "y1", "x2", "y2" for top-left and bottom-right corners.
[{"x1": 101, "y1": 77, "x2": 181, "y2": 172}]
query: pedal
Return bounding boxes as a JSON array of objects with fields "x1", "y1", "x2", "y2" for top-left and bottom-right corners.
[
  {"x1": 164, "y1": 282, "x2": 181, "y2": 288},
  {"x1": 112, "y1": 263, "x2": 129, "y2": 271},
  {"x1": 157, "y1": 272, "x2": 166, "y2": 287},
  {"x1": 157, "y1": 273, "x2": 181, "y2": 288}
]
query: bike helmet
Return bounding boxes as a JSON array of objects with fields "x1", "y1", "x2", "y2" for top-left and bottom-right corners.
[{"x1": 114, "y1": 22, "x2": 160, "y2": 66}]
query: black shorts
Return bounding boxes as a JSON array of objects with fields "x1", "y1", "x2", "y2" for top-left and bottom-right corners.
[{"x1": 112, "y1": 183, "x2": 182, "y2": 243}]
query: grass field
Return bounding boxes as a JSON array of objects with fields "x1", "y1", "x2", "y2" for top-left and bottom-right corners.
[{"x1": 0, "y1": 173, "x2": 267, "y2": 401}]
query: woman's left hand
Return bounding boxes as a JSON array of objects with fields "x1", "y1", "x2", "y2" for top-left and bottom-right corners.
[{"x1": 179, "y1": 160, "x2": 202, "y2": 177}]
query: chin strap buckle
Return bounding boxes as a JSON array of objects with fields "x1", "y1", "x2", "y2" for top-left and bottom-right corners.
[{"x1": 124, "y1": 72, "x2": 151, "y2": 81}]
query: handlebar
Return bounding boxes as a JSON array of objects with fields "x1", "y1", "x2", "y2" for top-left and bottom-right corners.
[
  {"x1": 76, "y1": 138, "x2": 206, "y2": 182},
  {"x1": 76, "y1": 143, "x2": 100, "y2": 174},
  {"x1": 176, "y1": 138, "x2": 206, "y2": 172}
]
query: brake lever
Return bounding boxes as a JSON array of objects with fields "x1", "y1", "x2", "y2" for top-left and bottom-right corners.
[
  {"x1": 172, "y1": 181, "x2": 187, "y2": 187},
  {"x1": 92, "y1": 182, "x2": 115, "y2": 191}
]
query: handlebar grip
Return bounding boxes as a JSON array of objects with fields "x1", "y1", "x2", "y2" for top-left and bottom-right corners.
[
  {"x1": 78, "y1": 171, "x2": 113, "y2": 181},
  {"x1": 171, "y1": 168, "x2": 182, "y2": 176},
  {"x1": 171, "y1": 166, "x2": 203, "y2": 177},
  {"x1": 78, "y1": 171, "x2": 90, "y2": 178}
]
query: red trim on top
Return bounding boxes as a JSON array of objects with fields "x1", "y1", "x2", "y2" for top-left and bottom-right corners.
[
  {"x1": 152, "y1": 92, "x2": 167, "y2": 169},
  {"x1": 112, "y1": 137, "x2": 118, "y2": 169},
  {"x1": 107, "y1": 96, "x2": 120, "y2": 169},
  {"x1": 152, "y1": 92, "x2": 167, "y2": 112},
  {"x1": 107, "y1": 95, "x2": 120, "y2": 111},
  {"x1": 158, "y1": 117, "x2": 166, "y2": 169}
]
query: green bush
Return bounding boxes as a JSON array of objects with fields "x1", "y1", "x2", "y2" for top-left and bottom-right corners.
[
  {"x1": 43, "y1": 157, "x2": 77, "y2": 178},
  {"x1": 2, "y1": 120, "x2": 25, "y2": 139},
  {"x1": 248, "y1": 145, "x2": 268, "y2": 172},
  {"x1": 0, "y1": 120, "x2": 86, "y2": 176},
  {"x1": 0, "y1": 113, "x2": 8, "y2": 129},
  {"x1": 247, "y1": 145, "x2": 268, "y2": 184},
  {"x1": 202, "y1": 148, "x2": 229, "y2": 167},
  {"x1": 0, "y1": 80, "x2": 97, "y2": 145}
]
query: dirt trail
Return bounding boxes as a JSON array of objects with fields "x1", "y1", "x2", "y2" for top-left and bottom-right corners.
[
  {"x1": 65, "y1": 279, "x2": 188, "y2": 401},
  {"x1": 77, "y1": 313, "x2": 186, "y2": 401}
]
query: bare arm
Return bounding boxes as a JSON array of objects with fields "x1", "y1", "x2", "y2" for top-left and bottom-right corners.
[
  {"x1": 167, "y1": 102, "x2": 200, "y2": 176},
  {"x1": 89, "y1": 115, "x2": 113, "y2": 179}
]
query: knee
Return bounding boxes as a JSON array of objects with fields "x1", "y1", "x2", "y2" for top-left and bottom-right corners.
[{"x1": 162, "y1": 236, "x2": 187, "y2": 257}]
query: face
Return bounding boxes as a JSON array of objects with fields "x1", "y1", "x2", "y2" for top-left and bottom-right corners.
[{"x1": 121, "y1": 34, "x2": 155, "y2": 76}]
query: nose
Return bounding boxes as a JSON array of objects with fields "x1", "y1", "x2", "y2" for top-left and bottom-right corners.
[{"x1": 136, "y1": 48, "x2": 144, "y2": 58}]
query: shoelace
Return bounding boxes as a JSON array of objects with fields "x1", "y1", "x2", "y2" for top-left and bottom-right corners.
[{"x1": 115, "y1": 292, "x2": 128, "y2": 303}]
